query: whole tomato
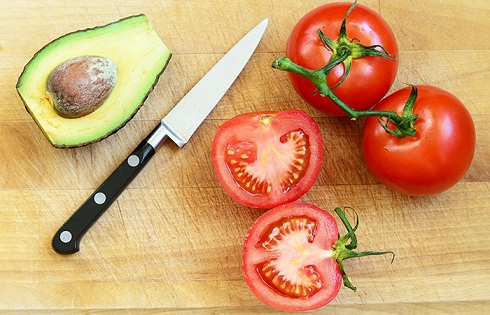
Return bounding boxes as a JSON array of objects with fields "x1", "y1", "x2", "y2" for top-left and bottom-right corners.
[
  {"x1": 286, "y1": 1, "x2": 399, "y2": 116},
  {"x1": 362, "y1": 85, "x2": 476, "y2": 196}
]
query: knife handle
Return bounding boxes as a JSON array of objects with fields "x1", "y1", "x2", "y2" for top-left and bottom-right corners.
[{"x1": 52, "y1": 125, "x2": 168, "y2": 254}]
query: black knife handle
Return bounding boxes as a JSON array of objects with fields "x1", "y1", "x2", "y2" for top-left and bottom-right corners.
[{"x1": 52, "y1": 137, "x2": 159, "y2": 254}]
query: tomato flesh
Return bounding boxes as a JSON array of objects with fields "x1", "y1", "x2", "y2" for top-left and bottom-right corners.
[
  {"x1": 258, "y1": 260, "x2": 322, "y2": 299},
  {"x1": 212, "y1": 110, "x2": 323, "y2": 209},
  {"x1": 225, "y1": 128, "x2": 310, "y2": 197},
  {"x1": 257, "y1": 216, "x2": 322, "y2": 299},
  {"x1": 243, "y1": 203, "x2": 341, "y2": 312}
]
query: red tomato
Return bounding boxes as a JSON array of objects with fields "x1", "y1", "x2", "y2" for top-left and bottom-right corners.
[
  {"x1": 286, "y1": 2, "x2": 399, "y2": 116},
  {"x1": 362, "y1": 85, "x2": 476, "y2": 196},
  {"x1": 242, "y1": 203, "x2": 341, "y2": 311},
  {"x1": 212, "y1": 110, "x2": 323, "y2": 209}
]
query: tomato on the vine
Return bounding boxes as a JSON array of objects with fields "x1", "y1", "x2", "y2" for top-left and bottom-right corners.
[
  {"x1": 362, "y1": 85, "x2": 476, "y2": 196},
  {"x1": 212, "y1": 110, "x2": 323, "y2": 209},
  {"x1": 285, "y1": 1, "x2": 399, "y2": 116},
  {"x1": 243, "y1": 202, "x2": 393, "y2": 312}
]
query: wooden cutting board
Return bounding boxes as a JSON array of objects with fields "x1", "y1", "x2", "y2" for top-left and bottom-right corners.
[{"x1": 1, "y1": 0, "x2": 489, "y2": 313}]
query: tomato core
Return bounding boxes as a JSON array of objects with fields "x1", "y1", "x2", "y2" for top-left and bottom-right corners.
[
  {"x1": 255, "y1": 216, "x2": 328, "y2": 299},
  {"x1": 224, "y1": 129, "x2": 311, "y2": 198}
]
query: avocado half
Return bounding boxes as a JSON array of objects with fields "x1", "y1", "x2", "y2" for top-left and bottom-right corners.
[{"x1": 16, "y1": 14, "x2": 172, "y2": 148}]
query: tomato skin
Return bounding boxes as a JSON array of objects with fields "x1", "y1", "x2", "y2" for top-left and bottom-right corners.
[
  {"x1": 242, "y1": 202, "x2": 341, "y2": 312},
  {"x1": 286, "y1": 2, "x2": 399, "y2": 116},
  {"x1": 212, "y1": 110, "x2": 323, "y2": 209},
  {"x1": 362, "y1": 85, "x2": 476, "y2": 196}
]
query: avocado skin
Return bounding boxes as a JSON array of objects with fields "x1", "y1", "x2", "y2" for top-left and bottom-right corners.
[{"x1": 16, "y1": 14, "x2": 172, "y2": 148}]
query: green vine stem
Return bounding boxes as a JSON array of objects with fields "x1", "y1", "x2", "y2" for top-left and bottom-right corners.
[
  {"x1": 332, "y1": 207, "x2": 395, "y2": 291},
  {"x1": 272, "y1": 0, "x2": 418, "y2": 138}
]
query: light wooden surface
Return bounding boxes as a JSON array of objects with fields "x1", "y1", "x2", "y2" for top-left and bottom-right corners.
[{"x1": 1, "y1": 0, "x2": 489, "y2": 314}]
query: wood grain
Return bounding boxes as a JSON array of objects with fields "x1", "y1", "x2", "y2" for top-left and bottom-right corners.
[{"x1": 1, "y1": 0, "x2": 489, "y2": 313}]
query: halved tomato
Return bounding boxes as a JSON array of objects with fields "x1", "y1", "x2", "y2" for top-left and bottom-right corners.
[
  {"x1": 243, "y1": 203, "x2": 340, "y2": 311},
  {"x1": 242, "y1": 203, "x2": 394, "y2": 312},
  {"x1": 212, "y1": 110, "x2": 323, "y2": 209}
]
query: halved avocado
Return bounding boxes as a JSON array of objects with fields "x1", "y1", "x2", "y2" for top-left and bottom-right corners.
[{"x1": 16, "y1": 14, "x2": 171, "y2": 148}]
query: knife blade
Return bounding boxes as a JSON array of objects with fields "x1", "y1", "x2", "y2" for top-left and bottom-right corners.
[{"x1": 52, "y1": 18, "x2": 268, "y2": 254}]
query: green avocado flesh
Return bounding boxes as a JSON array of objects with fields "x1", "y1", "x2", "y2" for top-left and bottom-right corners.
[{"x1": 16, "y1": 14, "x2": 171, "y2": 148}]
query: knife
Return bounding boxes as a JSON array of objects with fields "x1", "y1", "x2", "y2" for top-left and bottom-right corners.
[{"x1": 52, "y1": 18, "x2": 268, "y2": 254}]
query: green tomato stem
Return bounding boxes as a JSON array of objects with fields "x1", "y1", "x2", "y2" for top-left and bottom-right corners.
[
  {"x1": 272, "y1": 56, "x2": 418, "y2": 137},
  {"x1": 331, "y1": 207, "x2": 395, "y2": 291}
]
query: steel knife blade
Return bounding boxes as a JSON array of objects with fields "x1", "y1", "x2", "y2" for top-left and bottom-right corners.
[{"x1": 52, "y1": 19, "x2": 268, "y2": 254}]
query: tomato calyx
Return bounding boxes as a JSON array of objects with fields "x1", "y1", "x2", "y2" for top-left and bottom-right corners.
[
  {"x1": 332, "y1": 207, "x2": 395, "y2": 291},
  {"x1": 318, "y1": 0, "x2": 396, "y2": 88},
  {"x1": 376, "y1": 86, "x2": 418, "y2": 137}
]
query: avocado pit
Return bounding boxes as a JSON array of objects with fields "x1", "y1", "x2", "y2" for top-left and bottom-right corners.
[{"x1": 46, "y1": 56, "x2": 118, "y2": 118}]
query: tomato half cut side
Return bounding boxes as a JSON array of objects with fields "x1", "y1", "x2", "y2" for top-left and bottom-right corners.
[
  {"x1": 242, "y1": 203, "x2": 341, "y2": 312},
  {"x1": 212, "y1": 110, "x2": 323, "y2": 209}
]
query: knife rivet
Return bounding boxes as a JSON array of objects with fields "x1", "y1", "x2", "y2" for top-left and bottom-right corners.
[
  {"x1": 128, "y1": 154, "x2": 140, "y2": 167},
  {"x1": 94, "y1": 192, "x2": 107, "y2": 205},
  {"x1": 60, "y1": 230, "x2": 72, "y2": 243}
]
